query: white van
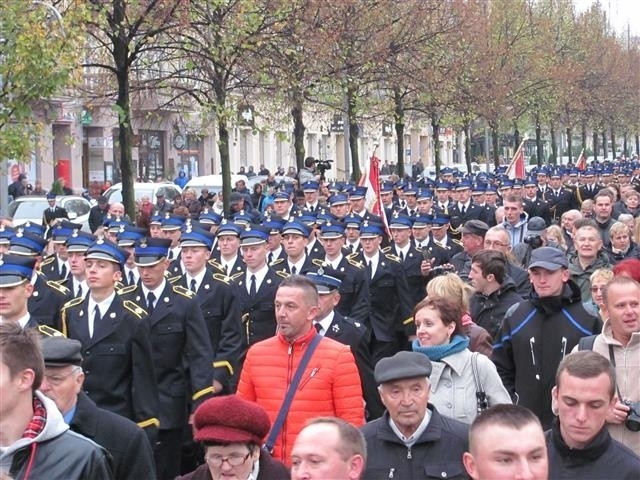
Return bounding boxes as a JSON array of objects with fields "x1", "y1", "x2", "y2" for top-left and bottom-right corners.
[{"x1": 185, "y1": 174, "x2": 249, "y2": 193}]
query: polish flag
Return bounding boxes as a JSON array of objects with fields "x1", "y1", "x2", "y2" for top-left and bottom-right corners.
[
  {"x1": 576, "y1": 149, "x2": 587, "y2": 171},
  {"x1": 506, "y1": 140, "x2": 526, "y2": 179}
]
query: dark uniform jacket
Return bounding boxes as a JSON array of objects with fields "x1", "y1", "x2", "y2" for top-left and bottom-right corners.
[
  {"x1": 28, "y1": 271, "x2": 72, "y2": 329},
  {"x1": 357, "y1": 250, "x2": 414, "y2": 342},
  {"x1": 232, "y1": 267, "x2": 285, "y2": 348},
  {"x1": 523, "y1": 197, "x2": 552, "y2": 225},
  {"x1": 119, "y1": 281, "x2": 215, "y2": 428},
  {"x1": 361, "y1": 407, "x2": 469, "y2": 480},
  {"x1": 39, "y1": 254, "x2": 69, "y2": 282},
  {"x1": 70, "y1": 391, "x2": 156, "y2": 480},
  {"x1": 545, "y1": 187, "x2": 578, "y2": 222},
  {"x1": 311, "y1": 255, "x2": 371, "y2": 326},
  {"x1": 546, "y1": 419, "x2": 640, "y2": 480},
  {"x1": 387, "y1": 243, "x2": 426, "y2": 306},
  {"x1": 42, "y1": 205, "x2": 68, "y2": 228},
  {"x1": 432, "y1": 235, "x2": 463, "y2": 262},
  {"x1": 448, "y1": 202, "x2": 485, "y2": 232},
  {"x1": 323, "y1": 312, "x2": 384, "y2": 420},
  {"x1": 174, "y1": 266, "x2": 242, "y2": 392},
  {"x1": 577, "y1": 183, "x2": 601, "y2": 202},
  {"x1": 414, "y1": 239, "x2": 452, "y2": 267},
  {"x1": 61, "y1": 294, "x2": 160, "y2": 433},
  {"x1": 208, "y1": 255, "x2": 245, "y2": 278},
  {"x1": 492, "y1": 281, "x2": 600, "y2": 428}
]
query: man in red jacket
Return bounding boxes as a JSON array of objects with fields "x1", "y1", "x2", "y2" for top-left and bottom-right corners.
[{"x1": 237, "y1": 275, "x2": 364, "y2": 465}]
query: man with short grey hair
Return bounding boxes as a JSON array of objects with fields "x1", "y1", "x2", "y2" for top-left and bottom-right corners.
[{"x1": 360, "y1": 351, "x2": 468, "y2": 480}]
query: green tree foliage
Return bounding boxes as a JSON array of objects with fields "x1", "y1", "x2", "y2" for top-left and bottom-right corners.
[{"x1": 0, "y1": 1, "x2": 85, "y2": 161}]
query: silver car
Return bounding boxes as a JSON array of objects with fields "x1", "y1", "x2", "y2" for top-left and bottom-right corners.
[{"x1": 8, "y1": 195, "x2": 92, "y2": 231}]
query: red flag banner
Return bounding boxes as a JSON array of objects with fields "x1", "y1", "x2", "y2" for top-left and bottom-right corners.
[
  {"x1": 506, "y1": 140, "x2": 526, "y2": 179},
  {"x1": 359, "y1": 153, "x2": 389, "y2": 232},
  {"x1": 576, "y1": 149, "x2": 586, "y2": 171}
]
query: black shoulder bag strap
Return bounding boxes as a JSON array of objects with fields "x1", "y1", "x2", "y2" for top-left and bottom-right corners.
[
  {"x1": 607, "y1": 344, "x2": 624, "y2": 401},
  {"x1": 264, "y1": 334, "x2": 323, "y2": 453}
]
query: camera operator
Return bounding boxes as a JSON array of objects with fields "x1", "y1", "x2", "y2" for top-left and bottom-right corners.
[
  {"x1": 512, "y1": 217, "x2": 547, "y2": 268},
  {"x1": 572, "y1": 276, "x2": 640, "y2": 457},
  {"x1": 298, "y1": 156, "x2": 322, "y2": 185}
]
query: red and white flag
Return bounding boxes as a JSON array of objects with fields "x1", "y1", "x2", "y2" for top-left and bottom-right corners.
[
  {"x1": 576, "y1": 149, "x2": 587, "y2": 171},
  {"x1": 358, "y1": 152, "x2": 388, "y2": 231},
  {"x1": 506, "y1": 140, "x2": 526, "y2": 179}
]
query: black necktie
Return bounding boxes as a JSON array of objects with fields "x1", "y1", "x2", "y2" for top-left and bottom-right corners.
[
  {"x1": 168, "y1": 250, "x2": 174, "y2": 260},
  {"x1": 249, "y1": 274, "x2": 257, "y2": 297},
  {"x1": 76, "y1": 284, "x2": 83, "y2": 298},
  {"x1": 314, "y1": 323, "x2": 322, "y2": 334},
  {"x1": 128, "y1": 270, "x2": 135, "y2": 286},
  {"x1": 92, "y1": 306, "x2": 101, "y2": 338},
  {"x1": 190, "y1": 278, "x2": 197, "y2": 293},
  {"x1": 366, "y1": 260, "x2": 372, "y2": 278},
  {"x1": 398, "y1": 250, "x2": 404, "y2": 262},
  {"x1": 461, "y1": 205, "x2": 466, "y2": 215},
  {"x1": 291, "y1": 266, "x2": 297, "y2": 275},
  {"x1": 147, "y1": 292, "x2": 155, "y2": 315},
  {"x1": 350, "y1": 245, "x2": 355, "y2": 254},
  {"x1": 268, "y1": 252, "x2": 273, "y2": 264},
  {"x1": 60, "y1": 264, "x2": 67, "y2": 279}
]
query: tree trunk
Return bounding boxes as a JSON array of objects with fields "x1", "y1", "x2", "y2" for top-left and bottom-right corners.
[
  {"x1": 218, "y1": 117, "x2": 231, "y2": 216},
  {"x1": 593, "y1": 132, "x2": 598, "y2": 162},
  {"x1": 535, "y1": 113, "x2": 543, "y2": 165},
  {"x1": 623, "y1": 132, "x2": 628, "y2": 157},
  {"x1": 347, "y1": 86, "x2": 360, "y2": 182},
  {"x1": 491, "y1": 124, "x2": 500, "y2": 169},
  {"x1": 602, "y1": 131, "x2": 607, "y2": 159},
  {"x1": 291, "y1": 90, "x2": 305, "y2": 171},
  {"x1": 610, "y1": 128, "x2": 616, "y2": 159},
  {"x1": 394, "y1": 88, "x2": 404, "y2": 178},
  {"x1": 566, "y1": 127, "x2": 572, "y2": 166},
  {"x1": 432, "y1": 118, "x2": 441, "y2": 177},
  {"x1": 550, "y1": 122, "x2": 557, "y2": 164},
  {"x1": 636, "y1": 134, "x2": 639, "y2": 157},
  {"x1": 464, "y1": 123, "x2": 472, "y2": 174},
  {"x1": 114, "y1": 54, "x2": 135, "y2": 218},
  {"x1": 581, "y1": 123, "x2": 587, "y2": 152},
  {"x1": 514, "y1": 125, "x2": 520, "y2": 152}
]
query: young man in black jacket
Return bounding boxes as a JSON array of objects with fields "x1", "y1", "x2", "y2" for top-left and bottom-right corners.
[{"x1": 547, "y1": 351, "x2": 640, "y2": 479}]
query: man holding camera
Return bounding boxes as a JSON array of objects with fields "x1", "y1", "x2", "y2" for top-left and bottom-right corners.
[{"x1": 573, "y1": 276, "x2": 640, "y2": 456}]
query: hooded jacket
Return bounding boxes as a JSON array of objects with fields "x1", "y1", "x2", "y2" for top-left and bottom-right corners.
[
  {"x1": 0, "y1": 392, "x2": 113, "y2": 480},
  {"x1": 492, "y1": 280, "x2": 601, "y2": 428},
  {"x1": 568, "y1": 251, "x2": 612, "y2": 303}
]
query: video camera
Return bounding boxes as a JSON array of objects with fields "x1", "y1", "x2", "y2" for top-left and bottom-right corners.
[
  {"x1": 524, "y1": 234, "x2": 544, "y2": 249},
  {"x1": 313, "y1": 159, "x2": 333, "y2": 180}
]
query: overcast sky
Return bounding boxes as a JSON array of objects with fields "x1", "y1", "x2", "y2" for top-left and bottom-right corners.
[{"x1": 574, "y1": 0, "x2": 640, "y2": 36}]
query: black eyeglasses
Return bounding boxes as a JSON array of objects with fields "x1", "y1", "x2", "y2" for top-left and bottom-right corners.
[{"x1": 205, "y1": 451, "x2": 251, "y2": 467}]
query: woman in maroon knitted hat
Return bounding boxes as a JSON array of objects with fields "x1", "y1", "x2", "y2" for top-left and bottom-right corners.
[{"x1": 177, "y1": 395, "x2": 290, "y2": 480}]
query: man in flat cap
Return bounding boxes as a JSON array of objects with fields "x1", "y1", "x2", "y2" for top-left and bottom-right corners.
[
  {"x1": 450, "y1": 219, "x2": 490, "y2": 282},
  {"x1": 360, "y1": 351, "x2": 469, "y2": 480},
  {"x1": 40, "y1": 336, "x2": 156, "y2": 480},
  {"x1": 61, "y1": 239, "x2": 159, "y2": 444}
]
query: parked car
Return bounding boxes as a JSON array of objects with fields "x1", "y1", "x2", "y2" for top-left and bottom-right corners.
[
  {"x1": 185, "y1": 174, "x2": 249, "y2": 194},
  {"x1": 7, "y1": 195, "x2": 92, "y2": 231},
  {"x1": 102, "y1": 182, "x2": 182, "y2": 204}
]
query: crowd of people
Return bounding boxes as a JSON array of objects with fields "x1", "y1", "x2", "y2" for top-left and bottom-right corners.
[{"x1": 1, "y1": 156, "x2": 640, "y2": 479}]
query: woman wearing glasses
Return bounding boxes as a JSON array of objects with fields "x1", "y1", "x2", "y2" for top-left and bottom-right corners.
[{"x1": 177, "y1": 395, "x2": 290, "y2": 480}]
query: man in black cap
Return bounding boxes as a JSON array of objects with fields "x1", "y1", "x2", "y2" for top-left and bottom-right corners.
[
  {"x1": 492, "y1": 246, "x2": 600, "y2": 429},
  {"x1": 8, "y1": 229, "x2": 72, "y2": 329},
  {"x1": 0, "y1": 254, "x2": 39, "y2": 329},
  {"x1": 61, "y1": 239, "x2": 159, "y2": 443},
  {"x1": 360, "y1": 351, "x2": 469, "y2": 479},
  {"x1": 119, "y1": 236, "x2": 216, "y2": 480},
  {"x1": 154, "y1": 191, "x2": 173, "y2": 215},
  {"x1": 40, "y1": 335, "x2": 156, "y2": 480}
]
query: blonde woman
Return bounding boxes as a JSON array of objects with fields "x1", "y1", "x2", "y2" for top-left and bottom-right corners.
[
  {"x1": 545, "y1": 224, "x2": 567, "y2": 252},
  {"x1": 426, "y1": 273, "x2": 493, "y2": 356},
  {"x1": 583, "y1": 268, "x2": 613, "y2": 320}
]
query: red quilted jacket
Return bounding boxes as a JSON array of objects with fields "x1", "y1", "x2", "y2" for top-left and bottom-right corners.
[{"x1": 237, "y1": 327, "x2": 365, "y2": 464}]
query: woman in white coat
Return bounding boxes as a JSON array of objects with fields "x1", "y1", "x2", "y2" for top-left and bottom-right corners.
[{"x1": 411, "y1": 295, "x2": 511, "y2": 424}]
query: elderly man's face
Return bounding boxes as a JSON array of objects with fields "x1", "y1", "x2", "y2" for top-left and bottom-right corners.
[{"x1": 379, "y1": 377, "x2": 430, "y2": 438}]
